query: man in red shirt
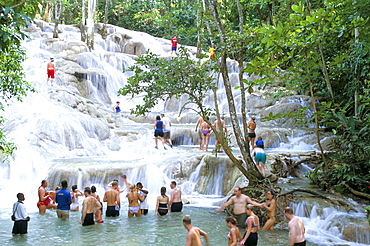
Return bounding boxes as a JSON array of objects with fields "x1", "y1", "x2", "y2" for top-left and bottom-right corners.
[{"x1": 171, "y1": 36, "x2": 178, "y2": 55}]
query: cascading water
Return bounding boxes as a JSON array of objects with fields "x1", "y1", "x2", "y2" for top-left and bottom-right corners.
[{"x1": 0, "y1": 20, "x2": 368, "y2": 246}]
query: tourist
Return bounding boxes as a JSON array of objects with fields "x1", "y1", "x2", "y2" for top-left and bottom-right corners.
[
  {"x1": 55, "y1": 180, "x2": 72, "y2": 220},
  {"x1": 169, "y1": 181, "x2": 183, "y2": 212},
  {"x1": 154, "y1": 115, "x2": 166, "y2": 150},
  {"x1": 91, "y1": 185, "x2": 104, "y2": 223},
  {"x1": 182, "y1": 215, "x2": 209, "y2": 246},
  {"x1": 284, "y1": 207, "x2": 306, "y2": 246},
  {"x1": 255, "y1": 136, "x2": 264, "y2": 149},
  {"x1": 136, "y1": 182, "x2": 149, "y2": 215},
  {"x1": 251, "y1": 146, "x2": 266, "y2": 177},
  {"x1": 12, "y1": 193, "x2": 30, "y2": 235},
  {"x1": 155, "y1": 187, "x2": 169, "y2": 216},
  {"x1": 214, "y1": 115, "x2": 227, "y2": 152},
  {"x1": 215, "y1": 187, "x2": 260, "y2": 230},
  {"x1": 81, "y1": 188, "x2": 101, "y2": 226},
  {"x1": 209, "y1": 46, "x2": 215, "y2": 58},
  {"x1": 247, "y1": 117, "x2": 256, "y2": 149},
  {"x1": 127, "y1": 184, "x2": 144, "y2": 217},
  {"x1": 171, "y1": 36, "x2": 178, "y2": 55},
  {"x1": 103, "y1": 181, "x2": 120, "y2": 217},
  {"x1": 260, "y1": 190, "x2": 276, "y2": 230},
  {"x1": 201, "y1": 117, "x2": 212, "y2": 152},
  {"x1": 70, "y1": 185, "x2": 83, "y2": 211},
  {"x1": 239, "y1": 205, "x2": 260, "y2": 246},
  {"x1": 195, "y1": 116, "x2": 205, "y2": 150},
  {"x1": 37, "y1": 180, "x2": 57, "y2": 214},
  {"x1": 120, "y1": 175, "x2": 132, "y2": 193},
  {"x1": 161, "y1": 113, "x2": 173, "y2": 148},
  {"x1": 113, "y1": 101, "x2": 121, "y2": 112},
  {"x1": 51, "y1": 186, "x2": 61, "y2": 204},
  {"x1": 225, "y1": 216, "x2": 241, "y2": 246},
  {"x1": 47, "y1": 57, "x2": 55, "y2": 85}
]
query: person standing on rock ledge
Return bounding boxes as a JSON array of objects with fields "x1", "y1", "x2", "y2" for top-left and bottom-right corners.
[
  {"x1": 171, "y1": 36, "x2": 178, "y2": 55},
  {"x1": 113, "y1": 101, "x2": 121, "y2": 112},
  {"x1": 161, "y1": 113, "x2": 173, "y2": 148},
  {"x1": 247, "y1": 117, "x2": 257, "y2": 150},
  {"x1": 47, "y1": 57, "x2": 55, "y2": 85},
  {"x1": 215, "y1": 186, "x2": 260, "y2": 230}
]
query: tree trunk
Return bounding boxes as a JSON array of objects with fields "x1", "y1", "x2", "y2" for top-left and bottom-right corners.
[
  {"x1": 81, "y1": 0, "x2": 86, "y2": 42},
  {"x1": 53, "y1": 1, "x2": 63, "y2": 38},
  {"x1": 86, "y1": 0, "x2": 97, "y2": 50}
]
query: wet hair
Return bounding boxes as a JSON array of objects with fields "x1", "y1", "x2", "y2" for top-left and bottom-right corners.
[
  {"x1": 41, "y1": 180, "x2": 47, "y2": 185},
  {"x1": 268, "y1": 190, "x2": 276, "y2": 197},
  {"x1": 61, "y1": 180, "x2": 68, "y2": 188},
  {"x1": 156, "y1": 115, "x2": 161, "y2": 120},
  {"x1": 121, "y1": 175, "x2": 127, "y2": 179},
  {"x1": 84, "y1": 188, "x2": 91, "y2": 194},
  {"x1": 171, "y1": 181, "x2": 177, "y2": 186},
  {"x1": 91, "y1": 185, "x2": 97, "y2": 193},
  {"x1": 246, "y1": 204, "x2": 254, "y2": 210},
  {"x1": 111, "y1": 181, "x2": 118, "y2": 187},
  {"x1": 17, "y1": 193, "x2": 24, "y2": 199},
  {"x1": 182, "y1": 215, "x2": 191, "y2": 225},
  {"x1": 129, "y1": 184, "x2": 136, "y2": 190},
  {"x1": 55, "y1": 186, "x2": 61, "y2": 191},
  {"x1": 285, "y1": 207, "x2": 294, "y2": 215},
  {"x1": 251, "y1": 117, "x2": 256, "y2": 121},
  {"x1": 258, "y1": 136, "x2": 262, "y2": 140},
  {"x1": 160, "y1": 187, "x2": 167, "y2": 197},
  {"x1": 225, "y1": 216, "x2": 237, "y2": 225},
  {"x1": 72, "y1": 185, "x2": 78, "y2": 191},
  {"x1": 113, "y1": 179, "x2": 119, "y2": 182}
]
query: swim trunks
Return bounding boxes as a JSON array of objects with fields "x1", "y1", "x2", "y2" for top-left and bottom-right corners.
[
  {"x1": 294, "y1": 241, "x2": 306, "y2": 246},
  {"x1": 242, "y1": 231, "x2": 258, "y2": 246},
  {"x1": 254, "y1": 152, "x2": 266, "y2": 163},
  {"x1": 82, "y1": 213, "x2": 94, "y2": 226},
  {"x1": 248, "y1": 133, "x2": 256, "y2": 138},
  {"x1": 233, "y1": 213, "x2": 247, "y2": 229},
  {"x1": 172, "y1": 47, "x2": 177, "y2": 51},
  {"x1": 47, "y1": 68, "x2": 55, "y2": 78},
  {"x1": 202, "y1": 130, "x2": 211, "y2": 136},
  {"x1": 37, "y1": 196, "x2": 52, "y2": 208},
  {"x1": 171, "y1": 201, "x2": 183, "y2": 212},
  {"x1": 129, "y1": 206, "x2": 140, "y2": 214},
  {"x1": 141, "y1": 209, "x2": 148, "y2": 215},
  {"x1": 106, "y1": 205, "x2": 119, "y2": 217}
]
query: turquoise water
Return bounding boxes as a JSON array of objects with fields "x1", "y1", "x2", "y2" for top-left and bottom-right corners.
[{"x1": 0, "y1": 206, "x2": 318, "y2": 246}]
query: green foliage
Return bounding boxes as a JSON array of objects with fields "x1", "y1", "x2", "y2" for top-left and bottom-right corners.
[{"x1": 118, "y1": 48, "x2": 218, "y2": 116}]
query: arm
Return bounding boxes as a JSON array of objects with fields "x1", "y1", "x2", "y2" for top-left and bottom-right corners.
[
  {"x1": 199, "y1": 229, "x2": 209, "y2": 245},
  {"x1": 139, "y1": 188, "x2": 148, "y2": 194},
  {"x1": 81, "y1": 199, "x2": 87, "y2": 222},
  {"x1": 215, "y1": 197, "x2": 234, "y2": 213},
  {"x1": 95, "y1": 199, "x2": 102, "y2": 210},
  {"x1": 116, "y1": 192, "x2": 121, "y2": 209},
  {"x1": 246, "y1": 196, "x2": 262, "y2": 207},
  {"x1": 185, "y1": 232, "x2": 193, "y2": 246},
  {"x1": 240, "y1": 218, "x2": 252, "y2": 245},
  {"x1": 195, "y1": 119, "x2": 200, "y2": 131},
  {"x1": 138, "y1": 193, "x2": 145, "y2": 202},
  {"x1": 68, "y1": 193, "x2": 72, "y2": 205},
  {"x1": 154, "y1": 121, "x2": 157, "y2": 128},
  {"x1": 103, "y1": 192, "x2": 108, "y2": 202},
  {"x1": 155, "y1": 197, "x2": 159, "y2": 215},
  {"x1": 39, "y1": 189, "x2": 49, "y2": 202}
]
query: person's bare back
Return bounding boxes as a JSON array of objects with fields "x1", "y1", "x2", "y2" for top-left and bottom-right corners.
[
  {"x1": 83, "y1": 196, "x2": 100, "y2": 214},
  {"x1": 170, "y1": 187, "x2": 182, "y2": 203},
  {"x1": 104, "y1": 189, "x2": 120, "y2": 207}
]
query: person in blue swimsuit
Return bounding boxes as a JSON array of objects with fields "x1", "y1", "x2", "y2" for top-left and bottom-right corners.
[
  {"x1": 113, "y1": 101, "x2": 121, "y2": 112},
  {"x1": 154, "y1": 115, "x2": 166, "y2": 149},
  {"x1": 240, "y1": 204, "x2": 260, "y2": 246},
  {"x1": 251, "y1": 146, "x2": 266, "y2": 177}
]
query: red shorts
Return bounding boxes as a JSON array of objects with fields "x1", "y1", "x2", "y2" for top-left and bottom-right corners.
[{"x1": 47, "y1": 69, "x2": 55, "y2": 78}]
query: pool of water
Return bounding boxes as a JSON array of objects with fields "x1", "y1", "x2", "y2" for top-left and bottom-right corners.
[{"x1": 1, "y1": 205, "x2": 318, "y2": 246}]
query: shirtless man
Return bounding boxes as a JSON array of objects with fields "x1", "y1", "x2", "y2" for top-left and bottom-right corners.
[
  {"x1": 81, "y1": 188, "x2": 101, "y2": 226},
  {"x1": 215, "y1": 186, "x2": 260, "y2": 230},
  {"x1": 285, "y1": 207, "x2": 306, "y2": 246},
  {"x1": 103, "y1": 181, "x2": 120, "y2": 217},
  {"x1": 37, "y1": 180, "x2": 57, "y2": 214},
  {"x1": 260, "y1": 190, "x2": 276, "y2": 230},
  {"x1": 169, "y1": 181, "x2": 183, "y2": 212},
  {"x1": 195, "y1": 116, "x2": 205, "y2": 150},
  {"x1": 214, "y1": 115, "x2": 227, "y2": 152},
  {"x1": 47, "y1": 57, "x2": 55, "y2": 85},
  {"x1": 182, "y1": 215, "x2": 209, "y2": 246}
]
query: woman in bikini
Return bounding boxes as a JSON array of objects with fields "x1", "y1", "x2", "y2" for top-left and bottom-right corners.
[
  {"x1": 70, "y1": 185, "x2": 83, "y2": 211},
  {"x1": 127, "y1": 184, "x2": 144, "y2": 217},
  {"x1": 155, "y1": 187, "x2": 169, "y2": 216},
  {"x1": 201, "y1": 117, "x2": 212, "y2": 152},
  {"x1": 91, "y1": 185, "x2": 104, "y2": 223},
  {"x1": 247, "y1": 117, "x2": 256, "y2": 150},
  {"x1": 225, "y1": 216, "x2": 241, "y2": 246},
  {"x1": 239, "y1": 204, "x2": 260, "y2": 246},
  {"x1": 260, "y1": 190, "x2": 276, "y2": 230}
]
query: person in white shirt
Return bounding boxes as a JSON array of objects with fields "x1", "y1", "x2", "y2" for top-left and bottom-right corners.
[
  {"x1": 161, "y1": 113, "x2": 173, "y2": 148},
  {"x1": 136, "y1": 182, "x2": 149, "y2": 215},
  {"x1": 12, "y1": 193, "x2": 30, "y2": 234}
]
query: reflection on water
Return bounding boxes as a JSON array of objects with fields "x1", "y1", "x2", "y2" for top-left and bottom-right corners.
[{"x1": 0, "y1": 206, "x2": 316, "y2": 246}]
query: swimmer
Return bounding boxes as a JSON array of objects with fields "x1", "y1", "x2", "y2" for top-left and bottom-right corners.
[
  {"x1": 260, "y1": 190, "x2": 276, "y2": 230},
  {"x1": 127, "y1": 184, "x2": 144, "y2": 217},
  {"x1": 169, "y1": 181, "x2": 183, "y2": 212},
  {"x1": 239, "y1": 204, "x2": 260, "y2": 246},
  {"x1": 103, "y1": 181, "x2": 120, "y2": 217},
  {"x1": 195, "y1": 116, "x2": 205, "y2": 150},
  {"x1": 201, "y1": 117, "x2": 211, "y2": 152},
  {"x1": 81, "y1": 188, "x2": 101, "y2": 226},
  {"x1": 182, "y1": 215, "x2": 209, "y2": 246},
  {"x1": 155, "y1": 186, "x2": 169, "y2": 216},
  {"x1": 285, "y1": 207, "x2": 306, "y2": 246},
  {"x1": 37, "y1": 180, "x2": 57, "y2": 214},
  {"x1": 251, "y1": 146, "x2": 266, "y2": 177},
  {"x1": 70, "y1": 185, "x2": 83, "y2": 211},
  {"x1": 225, "y1": 216, "x2": 241, "y2": 246},
  {"x1": 91, "y1": 185, "x2": 103, "y2": 223},
  {"x1": 247, "y1": 117, "x2": 256, "y2": 149}
]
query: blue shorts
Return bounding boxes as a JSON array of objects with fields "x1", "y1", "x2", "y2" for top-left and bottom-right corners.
[
  {"x1": 254, "y1": 153, "x2": 266, "y2": 163},
  {"x1": 172, "y1": 47, "x2": 177, "y2": 51}
]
